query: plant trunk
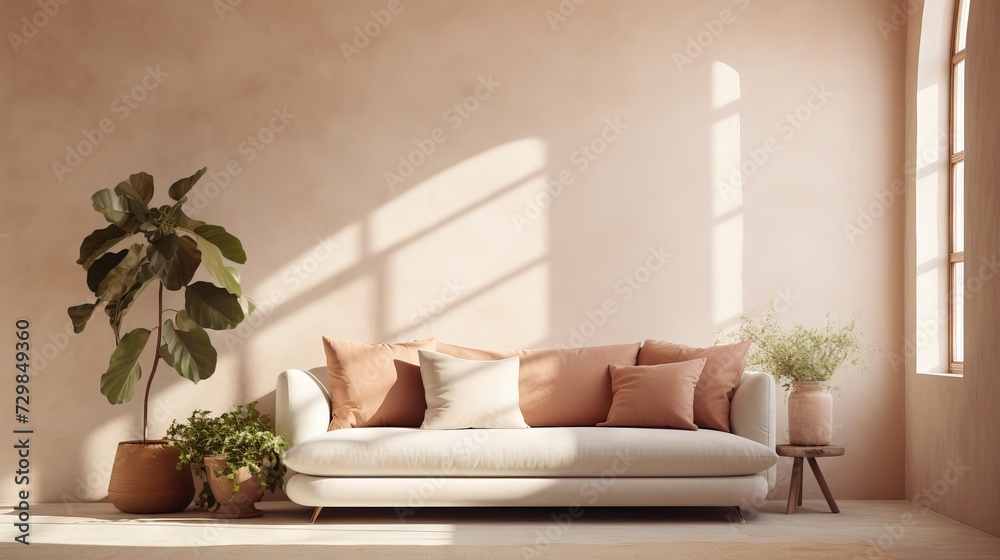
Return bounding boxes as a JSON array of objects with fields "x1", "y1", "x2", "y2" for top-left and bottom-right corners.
[{"x1": 141, "y1": 282, "x2": 164, "y2": 443}]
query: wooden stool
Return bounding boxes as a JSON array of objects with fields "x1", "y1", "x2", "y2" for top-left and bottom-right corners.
[{"x1": 776, "y1": 444, "x2": 844, "y2": 514}]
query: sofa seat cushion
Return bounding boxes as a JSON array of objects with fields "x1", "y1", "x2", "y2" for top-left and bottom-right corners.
[{"x1": 283, "y1": 427, "x2": 777, "y2": 478}]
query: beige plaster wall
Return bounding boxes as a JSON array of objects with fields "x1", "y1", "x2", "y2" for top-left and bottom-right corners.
[
  {"x1": 905, "y1": 0, "x2": 1000, "y2": 538},
  {"x1": 0, "y1": 0, "x2": 905, "y2": 507}
]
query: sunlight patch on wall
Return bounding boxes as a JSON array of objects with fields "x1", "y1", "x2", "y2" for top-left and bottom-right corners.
[
  {"x1": 253, "y1": 222, "x2": 364, "y2": 298},
  {"x1": 244, "y1": 274, "x2": 376, "y2": 358},
  {"x1": 712, "y1": 61, "x2": 742, "y2": 111},
  {"x1": 913, "y1": 82, "x2": 950, "y2": 373},
  {"x1": 383, "y1": 176, "x2": 550, "y2": 341},
  {"x1": 369, "y1": 139, "x2": 548, "y2": 253},
  {"x1": 915, "y1": 84, "x2": 941, "y2": 174},
  {"x1": 915, "y1": 172, "x2": 943, "y2": 264},
  {"x1": 915, "y1": 266, "x2": 945, "y2": 372},
  {"x1": 710, "y1": 61, "x2": 745, "y2": 327},
  {"x1": 430, "y1": 261, "x2": 551, "y2": 348},
  {"x1": 79, "y1": 416, "x2": 134, "y2": 500}
]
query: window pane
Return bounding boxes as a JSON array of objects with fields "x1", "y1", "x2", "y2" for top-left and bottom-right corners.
[
  {"x1": 956, "y1": 0, "x2": 970, "y2": 52},
  {"x1": 953, "y1": 160, "x2": 965, "y2": 252},
  {"x1": 954, "y1": 60, "x2": 965, "y2": 154},
  {"x1": 953, "y1": 262, "x2": 964, "y2": 363}
]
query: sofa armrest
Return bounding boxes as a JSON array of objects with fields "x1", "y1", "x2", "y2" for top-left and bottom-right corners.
[
  {"x1": 275, "y1": 368, "x2": 331, "y2": 447},
  {"x1": 730, "y1": 371, "x2": 777, "y2": 491}
]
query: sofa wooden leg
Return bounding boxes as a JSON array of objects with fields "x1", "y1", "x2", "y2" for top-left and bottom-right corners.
[
  {"x1": 732, "y1": 506, "x2": 746, "y2": 523},
  {"x1": 309, "y1": 506, "x2": 324, "y2": 524}
]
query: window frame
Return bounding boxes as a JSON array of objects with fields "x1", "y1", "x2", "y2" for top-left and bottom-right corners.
[{"x1": 949, "y1": 0, "x2": 969, "y2": 374}]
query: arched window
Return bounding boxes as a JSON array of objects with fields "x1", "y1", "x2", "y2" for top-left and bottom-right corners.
[{"x1": 950, "y1": 0, "x2": 969, "y2": 373}]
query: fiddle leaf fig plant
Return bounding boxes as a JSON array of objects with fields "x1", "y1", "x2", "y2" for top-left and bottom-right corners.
[{"x1": 68, "y1": 169, "x2": 252, "y2": 441}]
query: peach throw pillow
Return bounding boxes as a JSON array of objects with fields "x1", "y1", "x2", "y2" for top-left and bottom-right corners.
[
  {"x1": 323, "y1": 337, "x2": 435, "y2": 429},
  {"x1": 598, "y1": 359, "x2": 706, "y2": 430},
  {"x1": 436, "y1": 342, "x2": 641, "y2": 426},
  {"x1": 636, "y1": 340, "x2": 750, "y2": 432}
]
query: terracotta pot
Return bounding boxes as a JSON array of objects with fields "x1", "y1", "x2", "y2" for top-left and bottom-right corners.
[
  {"x1": 787, "y1": 381, "x2": 833, "y2": 445},
  {"x1": 108, "y1": 440, "x2": 194, "y2": 514},
  {"x1": 203, "y1": 456, "x2": 265, "y2": 518}
]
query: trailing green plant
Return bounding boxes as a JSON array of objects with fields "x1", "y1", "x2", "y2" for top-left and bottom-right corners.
[
  {"x1": 165, "y1": 401, "x2": 287, "y2": 510},
  {"x1": 67, "y1": 169, "x2": 252, "y2": 441},
  {"x1": 717, "y1": 304, "x2": 877, "y2": 391}
]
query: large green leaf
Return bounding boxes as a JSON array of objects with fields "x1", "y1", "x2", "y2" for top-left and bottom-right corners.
[
  {"x1": 150, "y1": 232, "x2": 179, "y2": 260},
  {"x1": 87, "y1": 249, "x2": 127, "y2": 295},
  {"x1": 239, "y1": 294, "x2": 256, "y2": 317},
  {"x1": 185, "y1": 281, "x2": 244, "y2": 330},
  {"x1": 99, "y1": 328, "x2": 151, "y2": 404},
  {"x1": 77, "y1": 225, "x2": 131, "y2": 269},
  {"x1": 150, "y1": 235, "x2": 201, "y2": 290},
  {"x1": 114, "y1": 172, "x2": 153, "y2": 210},
  {"x1": 68, "y1": 301, "x2": 101, "y2": 334},
  {"x1": 106, "y1": 264, "x2": 154, "y2": 341},
  {"x1": 161, "y1": 311, "x2": 217, "y2": 383},
  {"x1": 180, "y1": 228, "x2": 242, "y2": 297},
  {"x1": 193, "y1": 225, "x2": 247, "y2": 264},
  {"x1": 96, "y1": 244, "x2": 147, "y2": 301},
  {"x1": 168, "y1": 167, "x2": 207, "y2": 201},
  {"x1": 91, "y1": 189, "x2": 140, "y2": 229},
  {"x1": 174, "y1": 207, "x2": 206, "y2": 230}
]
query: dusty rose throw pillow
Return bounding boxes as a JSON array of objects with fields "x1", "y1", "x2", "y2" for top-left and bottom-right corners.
[
  {"x1": 598, "y1": 359, "x2": 706, "y2": 430},
  {"x1": 636, "y1": 340, "x2": 750, "y2": 432},
  {"x1": 323, "y1": 337, "x2": 435, "y2": 429}
]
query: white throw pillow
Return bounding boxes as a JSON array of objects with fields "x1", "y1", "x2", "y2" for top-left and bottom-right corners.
[{"x1": 418, "y1": 350, "x2": 529, "y2": 429}]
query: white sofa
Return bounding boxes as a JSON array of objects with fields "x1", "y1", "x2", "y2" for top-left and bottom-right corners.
[{"x1": 275, "y1": 367, "x2": 777, "y2": 522}]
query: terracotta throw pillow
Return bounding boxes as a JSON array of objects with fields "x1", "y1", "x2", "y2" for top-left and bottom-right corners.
[
  {"x1": 636, "y1": 340, "x2": 750, "y2": 432},
  {"x1": 322, "y1": 337, "x2": 435, "y2": 429},
  {"x1": 436, "y1": 342, "x2": 641, "y2": 426},
  {"x1": 598, "y1": 359, "x2": 706, "y2": 430}
]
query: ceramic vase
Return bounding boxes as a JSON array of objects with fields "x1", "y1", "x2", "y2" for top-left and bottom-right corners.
[
  {"x1": 787, "y1": 381, "x2": 833, "y2": 445},
  {"x1": 203, "y1": 456, "x2": 265, "y2": 518}
]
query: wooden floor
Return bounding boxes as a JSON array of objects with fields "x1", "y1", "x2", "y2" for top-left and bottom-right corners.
[{"x1": 4, "y1": 500, "x2": 999, "y2": 559}]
